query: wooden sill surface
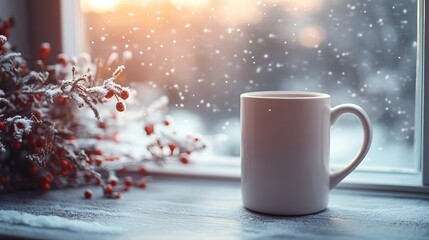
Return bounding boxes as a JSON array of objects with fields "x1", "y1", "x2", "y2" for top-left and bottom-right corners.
[{"x1": 0, "y1": 176, "x2": 429, "y2": 240}]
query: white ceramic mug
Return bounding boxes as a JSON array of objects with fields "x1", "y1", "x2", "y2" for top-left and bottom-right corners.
[{"x1": 241, "y1": 91, "x2": 372, "y2": 215}]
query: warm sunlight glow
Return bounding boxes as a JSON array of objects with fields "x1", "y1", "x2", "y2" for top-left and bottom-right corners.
[
  {"x1": 215, "y1": 0, "x2": 261, "y2": 25},
  {"x1": 276, "y1": 0, "x2": 324, "y2": 16},
  {"x1": 298, "y1": 24, "x2": 325, "y2": 48},
  {"x1": 81, "y1": 0, "x2": 121, "y2": 13},
  {"x1": 169, "y1": 0, "x2": 211, "y2": 10}
]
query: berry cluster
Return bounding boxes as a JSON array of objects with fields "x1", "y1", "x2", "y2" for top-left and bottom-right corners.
[
  {"x1": 104, "y1": 87, "x2": 129, "y2": 112},
  {"x1": 0, "y1": 30, "x2": 130, "y2": 193},
  {"x1": 143, "y1": 119, "x2": 201, "y2": 165},
  {"x1": 83, "y1": 174, "x2": 147, "y2": 199},
  {"x1": 0, "y1": 18, "x2": 206, "y2": 199}
]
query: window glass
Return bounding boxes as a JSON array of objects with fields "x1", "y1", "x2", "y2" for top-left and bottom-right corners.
[{"x1": 80, "y1": 0, "x2": 418, "y2": 171}]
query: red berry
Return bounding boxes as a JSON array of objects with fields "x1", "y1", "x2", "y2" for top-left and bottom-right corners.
[
  {"x1": 180, "y1": 157, "x2": 190, "y2": 164},
  {"x1": 0, "y1": 121, "x2": 5, "y2": 131},
  {"x1": 105, "y1": 90, "x2": 114, "y2": 99},
  {"x1": 66, "y1": 135, "x2": 77, "y2": 140},
  {"x1": 108, "y1": 176, "x2": 118, "y2": 186},
  {"x1": 119, "y1": 89, "x2": 129, "y2": 100},
  {"x1": 39, "y1": 43, "x2": 50, "y2": 52},
  {"x1": 144, "y1": 124, "x2": 154, "y2": 135},
  {"x1": 95, "y1": 178, "x2": 101, "y2": 185},
  {"x1": 116, "y1": 102, "x2": 126, "y2": 112},
  {"x1": 41, "y1": 182, "x2": 51, "y2": 191},
  {"x1": 43, "y1": 175, "x2": 52, "y2": 183},
  {"x1": 137, "y1": 179, "x2": 147, "y2": 189},
  {"x1": 0, "y1": 35, "x2": 6, "y2": 46},
  {"x1": 112, "y1": 192, "x2": 121, "y2": 199},
  {"x1": 60, "y1": 159, "x2": 68, "y2": 169},
  {"x1": 104, "y1": 156, "x2": 119, "y2": 161},
  {"x1": 16, "y1": 121, "x2": 25, "y2": 129},
  {"x1": 105, "y1": 184, "x2": 113, "y2": 195},
  {"x1": 57, "y1": 54, "x2": 68, "y2": 66},
  {"x1": 98, "y1": 122, "x2": 106, "y2": 129},
  {"x1": 68, "y1": 164, "x2": 75, "y2": 172},
  {"x1": 84, "y1": 189, "x2": 93, "y2": 199},
  {"x1": 139, "y1": 166, "x2": 148, "y2": 175},
  {"x1": 163, "y1": 119, "x2": 170, "y2": 126},
  {"x1": 39, "y1": 43, "x2": 51, "y2": 60},
  {"x1": 11, "y1": 141, "x2": 21, "y2": 150},
  {"x1": 168, "y1": 144, "x2": 176, "y2": 153},
  {"x1": 30, "y1": 166, "x2": 39, "y2": 175},
  {"x1": 84, "y1": 172, "x2": 92, "y2": 181},
  {"x1": 124, "y1": 176, "x2": 133, "y2": 187},
  {"x1": 94, "y1": 149, "x2": 103, "y2": 155},
  {"x1": 95, "y1": 157, "x2": 103, "y2": 166},
  {"x1": 55, "y1": 95, "x2": 68, "y2": 105},
  {"x1": 34, "y1": 93, "x2": 42, "y2": 101},
  {"x1": 33, "y1": 110, "x2": 42, "y2": 120}
]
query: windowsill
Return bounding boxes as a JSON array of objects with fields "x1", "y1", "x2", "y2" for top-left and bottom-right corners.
[
  {"x1": 143, "y1": 155, "x2": 429, "y2": 194},
  {"x1": 1, "y1": 177, "x2": 429, "y2": 240}
]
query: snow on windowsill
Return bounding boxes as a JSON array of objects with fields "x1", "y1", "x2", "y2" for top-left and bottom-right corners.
[{"x1": 0, "y1": 210, "x2": 124, "y2": 235}]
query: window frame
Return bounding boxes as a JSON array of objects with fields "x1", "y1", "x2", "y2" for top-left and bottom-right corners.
[
  {"x1": 421, "y1": 0, "x2": 429, "y2": 185},
  {"x1": 63, "y1": 0, "x2": 429, "y2": 189},
  {"x1": 60, "y1": 0, "x2": 85, "y2": 57}
]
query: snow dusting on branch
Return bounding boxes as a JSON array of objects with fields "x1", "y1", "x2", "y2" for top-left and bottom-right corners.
[{"x1": 0, "y1": 19, "x2": 206, "y2": 199}]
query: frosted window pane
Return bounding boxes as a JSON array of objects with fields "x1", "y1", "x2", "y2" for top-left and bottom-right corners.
[{"x1": 81, "y1": 0, "x2": 418, "y2": 171}]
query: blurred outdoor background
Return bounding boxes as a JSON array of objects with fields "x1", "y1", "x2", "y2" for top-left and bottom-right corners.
[{"x1": 80, "y1": 0, "x2": 418, "y2": 171}]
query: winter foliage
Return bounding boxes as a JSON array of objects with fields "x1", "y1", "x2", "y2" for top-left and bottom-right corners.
[{"x1": 0, "y1": 18, "x2": 205, "y2": 198}]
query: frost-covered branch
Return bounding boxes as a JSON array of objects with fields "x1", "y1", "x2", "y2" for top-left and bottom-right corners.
[{"x1": 0, "y1": 18, "x2": 206, "y2": 199}]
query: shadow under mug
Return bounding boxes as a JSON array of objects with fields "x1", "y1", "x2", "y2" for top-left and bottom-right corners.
[{"x1": 241, "y1": 91, "x2": 372, "y2": 215}]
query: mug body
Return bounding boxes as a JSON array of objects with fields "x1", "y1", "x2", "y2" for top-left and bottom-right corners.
[{"x1": 241, "y1": 91, "x2": 331, "y2": 215}]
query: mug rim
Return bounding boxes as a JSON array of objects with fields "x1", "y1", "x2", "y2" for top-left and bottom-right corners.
[{"x1": 241, "y1": 91, "x2": 330, "y2": 99}]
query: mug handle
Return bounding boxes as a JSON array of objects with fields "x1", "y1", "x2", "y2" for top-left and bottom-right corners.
[{"x1": 329, "y1": 104, "x2": 373, "y2": 190}]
